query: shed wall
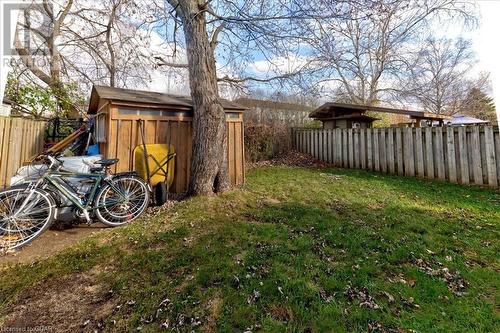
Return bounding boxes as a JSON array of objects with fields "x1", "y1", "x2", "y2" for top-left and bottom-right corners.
[{"x1": 101, "y1": 104, "x2": 244, "y2": 193}]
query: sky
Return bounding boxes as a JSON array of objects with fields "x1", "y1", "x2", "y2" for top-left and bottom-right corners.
[
  {"x1": 0, "y1": 0, "x2": 499, "y2": 125},
  {"x1": 475, "y1": 0, "x2": 500, "y2": 126}
]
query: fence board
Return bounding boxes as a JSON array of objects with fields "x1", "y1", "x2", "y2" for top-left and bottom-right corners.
[
  {"x1": 367, "y1": 129, "x2": 373, "y2": 170},
  {"x1": 471, "y1": 126, "x2": 483, "y2": 185},
  {"x1": 425, "y1": 127, "x2": 434, "y2": 179},
  {"x1": 354, "y1": 130, "x2": 360, "y2": 168},
  {"x1": 342, "y1": 130, "x2": 348, "y2": 167},
  {"x1": 328, "y1": 130, "x2": 333, "y2": 163},
  {"x1": 435, "y1": 127, "x2": 445, "y2": 180},
  {"x1": 395, "y1": 128, "x2": 404, "y2": 176},
  {"x1": 415, "y1": 128, "x2": 425, "y2": 177},
  {"x1": 458, "y1": 127, "x2": 469, "y2": 185},
  {"x1": 335, "y1": 129, "x2": 342, "y2": 166},
  {"x1": 484, "y1": 126, "x2": 498, "y2": 187},
  {"x1": 404, "y1": 128, "x2": 415, "y2": 176},
  {"x1": 373, "y1": 128, "x2": 380, "y2": 171},
  {"x1": 495, "y1": 131, "x2": 500, "y2": 187},
  {"x1": 308, "y1": 130, "x2": 314, "y2": 156},
  {"x1": 379, "y1": 129, "x2": 387, "y2": 173},
  {"x1": 387, "y1": 128, "x2": 395, "y2": 174},
  {"x1": 323, "y1": 130, "x2": 328, "y2": 162},
  {"x1": 446, "y1": 127, "x2": 457, "y2": 183},
  {"x1": 360, "y1": 129, "x2": 367, "y2": 169},
  {"x1": 348, "y1": 129, "x2": 354, "y2": 168}
]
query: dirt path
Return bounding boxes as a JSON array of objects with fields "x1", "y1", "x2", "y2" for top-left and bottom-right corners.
[
  {"x1": 1, "y1": 268, "x2": 117, "y2": 332},
  {"x1": 0, "y1": 223, "x2": 108, "y2": 266}
]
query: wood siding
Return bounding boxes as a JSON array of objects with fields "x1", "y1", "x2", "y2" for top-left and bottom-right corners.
[
  {"x1": 0, "y1": 117, "x2": 46, "y2": 188},
  {"x1": 293, "y1": 126, "x2": 500, "y2": 188},
  {"x1": 103, "y1": 104, "x2": 244, "y2": 193}
]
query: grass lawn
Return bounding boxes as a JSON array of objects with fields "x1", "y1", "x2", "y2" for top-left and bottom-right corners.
[{"x1": 1, "y1": 166, "x2": 499, "y2": 332}]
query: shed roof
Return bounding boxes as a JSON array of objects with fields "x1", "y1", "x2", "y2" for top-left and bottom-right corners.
[
  {"x1": 310, "y1": 102, "x2": 451, "y2": 121},
  {"x1": 234, "y1": 97, "x2": 314, "y2": 112},
  {"x1": 88, "y1": 85, "x2": 247, "y2": 114},
  {"x1": 446, "y1": 115, "x2": 489, "y2": 125},
  {"x1": 321, "y1": 114, "x2": 380, "y2": 122}
]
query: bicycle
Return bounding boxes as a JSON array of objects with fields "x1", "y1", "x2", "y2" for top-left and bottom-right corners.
[{"x1": 0, "y1": 155, "x2": 150, "y2": 251}]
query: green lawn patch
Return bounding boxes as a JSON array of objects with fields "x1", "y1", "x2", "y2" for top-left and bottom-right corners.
[{"x1": 1, "y1": 166, "x2": 499, "y2": 332}]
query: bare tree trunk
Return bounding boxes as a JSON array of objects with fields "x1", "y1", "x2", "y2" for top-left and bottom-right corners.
[{"x1": 174, "y1": 0, "x2": 230, "y2": 196}]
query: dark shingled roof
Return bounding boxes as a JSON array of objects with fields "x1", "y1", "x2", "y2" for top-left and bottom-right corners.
[
  {"x1": 310, "y1": 102, "x2": 451, "y2": 121},
  {"x1": 88, "y1": 85, "x2": 247, "y2": 114}
]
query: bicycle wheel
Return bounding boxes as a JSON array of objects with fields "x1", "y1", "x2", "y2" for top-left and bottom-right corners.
[
  {"x1": 94, "y1": 174, "x2": 150, "y2": 226},
  {"x1": 0, "y1": 187, "x2": 55, "y2": 251}
]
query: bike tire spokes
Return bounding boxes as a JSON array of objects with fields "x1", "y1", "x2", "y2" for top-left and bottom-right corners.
[
  {"x1": 95, "y1": 176, "x2": 149, "y2": 226},
  {"x1": 0, "y1": 189, "x2": 54, "y2": 250}
]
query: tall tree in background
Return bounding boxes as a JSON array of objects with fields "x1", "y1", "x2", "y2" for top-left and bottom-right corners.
[
  {"x1": 67, "y1": 0, "x2": 157, "y2": 88},
  {"x1": 303, "y1": 0, "x2": 475, "y2": 105},
  {"x1": 404, "y1": 37, "x2": 476, "y2": 114},
  {"x1": 461, "y1": 87, "x2": 497, "y2": 123},
  {"x1": 11, "y1": 0, "x2": 171, "y2": 116},
  {"x1": 14, "y1": 0, "x2": 78, "y2": 116}
]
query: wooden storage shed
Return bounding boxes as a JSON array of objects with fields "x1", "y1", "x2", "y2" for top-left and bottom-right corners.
[
  {"x1": 88, "y1": 85, "x2": 246, "y2": 193},
  {"x1": 310, "y1": 102, "x2": 451, "y2": 129}
]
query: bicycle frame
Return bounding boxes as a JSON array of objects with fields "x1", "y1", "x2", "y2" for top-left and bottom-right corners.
[{"x1": 39, "y1": 169, "x2": 127, "y2": 213}]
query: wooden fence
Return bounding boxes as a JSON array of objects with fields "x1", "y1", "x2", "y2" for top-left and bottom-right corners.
[
  {"x1": 292, "y1": 126, "x2": 500, "y2": 188},
  {"x1": 0, "y1": 117, "x2": 46, "y2": 188}
]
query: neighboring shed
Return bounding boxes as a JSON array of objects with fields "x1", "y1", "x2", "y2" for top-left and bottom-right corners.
[
  {"x1": 310, "y1": 102, "x2": 451, "y2": 129},
  {"x1": 88, "y1": 85, "x2": 246, "y2": 193},
  {"x1": 444, "y1": 115, "x2": 489, "y2": 126}
]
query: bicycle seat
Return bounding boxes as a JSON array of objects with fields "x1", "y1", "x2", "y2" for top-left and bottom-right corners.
[{"x1": 94, "y1": 158, "x2": 119, "y2": 166}]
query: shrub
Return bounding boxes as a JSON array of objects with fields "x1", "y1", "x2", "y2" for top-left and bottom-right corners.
[{"x1": 244, "y1": 121, "x2": 292, "y2": 162}]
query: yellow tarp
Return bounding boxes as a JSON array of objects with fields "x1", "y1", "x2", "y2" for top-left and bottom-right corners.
[{"x1": 133, "y1": 144, "x2": 175, "y2": 187}]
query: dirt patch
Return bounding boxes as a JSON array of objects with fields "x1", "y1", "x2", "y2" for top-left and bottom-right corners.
[
  {"x1": 0, "y1": 223, "x2": 108, "y2": 266},
  {"x1": 328, "y1": 198, "x2": 348, "y2": 215},
  {"x1": 0, "y1": 271, "x2": 117, "y2": 332},
  {"x1": 247, "y1": 150, "x2": 329, "y2": 169},
  {"x1": 202, "y1": 295, "x2": 223, "y2": 333},
  {"x1": 269, "y1": 303, "x2": 294, "y2": 322}
]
